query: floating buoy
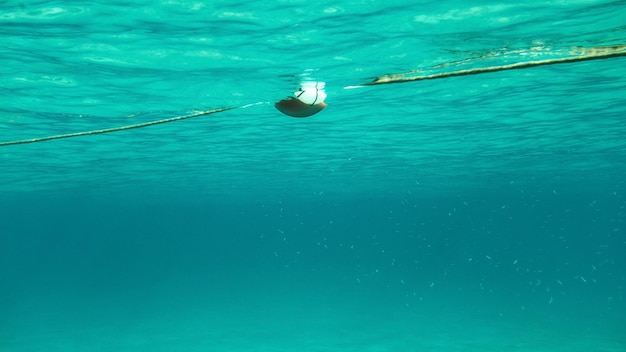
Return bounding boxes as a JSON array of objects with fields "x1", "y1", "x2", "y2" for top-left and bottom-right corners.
[{"x1": 275, "y1": 81, "x2": 327, "y2": 118}]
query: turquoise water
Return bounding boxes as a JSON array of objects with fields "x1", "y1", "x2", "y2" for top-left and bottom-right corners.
[{"x1": 1, "y1": 1, "x2": 626, "y2": 351}]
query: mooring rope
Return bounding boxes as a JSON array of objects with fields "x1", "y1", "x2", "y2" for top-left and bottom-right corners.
[
  {"x1": 0, "y1": 107, "x2": 235, "y2": 147},
  {"x1": 1, "y1": 45, "x2": 625, "y2": 147},
  {"x1": 354, "y1": 45, "x2": 626, "y2": 87}
]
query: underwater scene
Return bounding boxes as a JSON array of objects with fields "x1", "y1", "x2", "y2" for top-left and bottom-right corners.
[{"x1": 1, "y1": 1, "x2": 625, "y2": 351}]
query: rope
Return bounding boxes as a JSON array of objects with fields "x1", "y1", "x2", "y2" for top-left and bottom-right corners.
[
  {"x1": 1, "y1": 45, "x2": 625, "y2": 147},
  {"x1": 0, "y1": 107, "x2": 235, "y2": 147},
  {"x1": 359, "y1": 45, "x2": 626, "y2": 86}
]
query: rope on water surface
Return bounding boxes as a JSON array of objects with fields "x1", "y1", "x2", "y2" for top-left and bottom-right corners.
[
  {"x1": 355, "y1": 45, "x2": 626, "y2": 87},
  {"x1": 1, "y1": 45, "x2": 625, "y2": 147},
  {"x1": 0, "y1": 107, "x2": 236, "y2": 147}
]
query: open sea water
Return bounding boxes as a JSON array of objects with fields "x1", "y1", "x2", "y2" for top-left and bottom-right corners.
[{"x1": 1, "y1": 1, "x2": 626, "y2": 351}]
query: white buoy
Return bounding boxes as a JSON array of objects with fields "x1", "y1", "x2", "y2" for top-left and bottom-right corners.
[
  {"x1": 295, "y1": 81, "x2": 327, "y2": 105},
  {"x1": 275, "y1": 81, "x2": 327, "y2": 118}
]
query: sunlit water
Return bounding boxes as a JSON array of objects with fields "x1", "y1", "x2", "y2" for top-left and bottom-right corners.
[{"x1": 1, "y1": 1, "x2": 625, "y2": 351}]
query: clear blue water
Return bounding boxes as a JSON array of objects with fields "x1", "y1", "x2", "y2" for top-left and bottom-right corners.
[{"x1": 1, "y1": 1, "x2": 626, "y2": 351}]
